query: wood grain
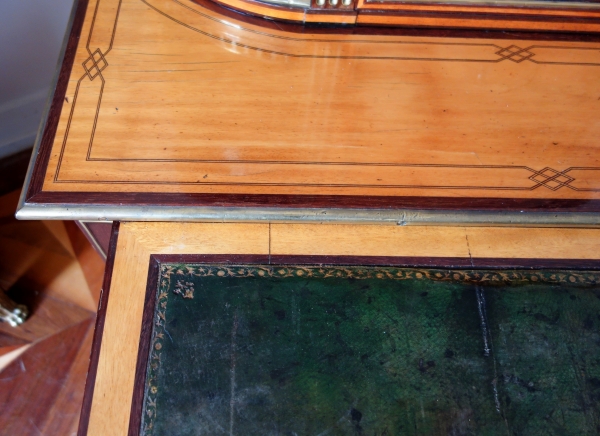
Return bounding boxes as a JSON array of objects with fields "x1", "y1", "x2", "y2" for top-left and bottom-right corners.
[
  {"x1": 271, "y1": 224, "x2": 600, "y2": 260},
  {"x1": 81, "y1": 222, "x2": 113, "y2": 256},
  {"x1": 0, "y1": 319, "x2": 93, "y2": 436},
  {"x1": 0, "y1": 211, "x2": 99, "y2": 433},
  {"x1": 127, "y1": 255, "x2": 160, "y2": 436},
  {"x1": 267, "y1": 254, "x2": 600, "y2": 268},
  {"x1": 355, "y1": 8, "x2": 600, "y2": 33},
  {"x1": 356, "y1": 0, "x2": 600, "y2": 17},
  {"x1": 26, "y1": 191, "x2": 600, "y2": 212},
  {"x1": 83, "y1": 221, "x2": 600, "y2": 435},
  {"x1": 272, "y1": 224, "x2": 471, "y2": 257},
  {"x1": 0, "y1": 186, "x2": 104, "y2": 434},
  {"x1": 39, "y1": 320, "x2": 96, "y2": 436},
  {"x1": 22, "y1": 0, "x2": 600, "y2": 216},
  {"x1": 78, "y1": 221, "x2": 120, "y2": 436},
  {"x1": 139, "y1": 0, "x2": 600, "y2": 40},
  {"x1": 86, "y1": 223, "x2": 269, "y2": 436}
]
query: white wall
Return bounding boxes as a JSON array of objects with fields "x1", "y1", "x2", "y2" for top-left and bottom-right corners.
[{"x1": 0, "y1": 0, "x2": 75, "y2": 159}]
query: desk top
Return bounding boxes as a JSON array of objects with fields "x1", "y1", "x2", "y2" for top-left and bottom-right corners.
[
  {"x1": 80, "y1": 222, "x2": 600, "y2": 435},
  {"x1": 17, "y1": 0, "x2": 600, "y2": 225}
]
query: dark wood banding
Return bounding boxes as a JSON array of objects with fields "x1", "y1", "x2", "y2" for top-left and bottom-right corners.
[
  {"x1": 153, "y1": 254, "x2": 600, "y2": 269},
  {"x1": 268, "y1": 255, "x2": 600, "y2": 269},
  {"x1": 149, "y1": 254, "x2": 272, "y2": 264},
  {"x1": 26, "y1": 190, "x2": 600, "y2": 213},
  {"x1": 127, "y1": 255, "x2": 160, "y2": 436},
  {"x1": 78, "y1": 221, "x2": 120, "y2": 436}
]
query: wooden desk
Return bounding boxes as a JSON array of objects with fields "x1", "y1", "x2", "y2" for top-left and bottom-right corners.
[
  {"x1": 81, "y1": 222, "x2": 600, "y2": 435},
  {"x1": 15, "y1": 0, "x2": 600, "y2": 225},
  {"x1": 14, "y1": 0, "x2": 600, "y2": 434}
]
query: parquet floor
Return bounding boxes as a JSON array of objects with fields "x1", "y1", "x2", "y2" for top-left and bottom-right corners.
[{"x1": 0, "y1": 188, "x2": 105, "y2": 435}]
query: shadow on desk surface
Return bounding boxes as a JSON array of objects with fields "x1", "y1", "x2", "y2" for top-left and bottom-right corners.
[{"x1": 139, "y1": 264, "x2": 600, "y2": 436}]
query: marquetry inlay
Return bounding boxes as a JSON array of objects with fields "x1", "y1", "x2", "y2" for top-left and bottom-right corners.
[{"x1": 20, "y1": 0, "x2": 600, "y2": 219}]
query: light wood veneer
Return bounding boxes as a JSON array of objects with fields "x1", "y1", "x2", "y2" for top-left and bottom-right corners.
[
  {"x1": 19, "y1": 0, "x2": 600, "y2": 220},
  {"x1": 84, "y1": 222, "x2": 600, "y2": 435}
]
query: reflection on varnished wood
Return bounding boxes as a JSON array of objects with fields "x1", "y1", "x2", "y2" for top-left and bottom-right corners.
[
  {"x1": 37, "y1": 0, "x2": 600, "y2": 203},
  {"x1": 206, "y1": 0, "x2": 600, "y2": 33}
]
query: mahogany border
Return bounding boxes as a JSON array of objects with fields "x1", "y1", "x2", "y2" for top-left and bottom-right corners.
[
  {"x1": 75, "y1": 220, "x2": 111, "y2": 259},
  {"x1": 267, "y1": 255, "x2": 600, "y2": 269},
  {"x1": 78, "y1": 221, "x2": 120, "y2": 436},
  {"x1": 26, "y1": 190, "x2": 600, "y2": 212},
  {"x1": 127, "y1": 255, "x2": 160, "y2": 436},
  {"x1": 145, "y1": 254, "x2": 600, "y2": 269}
]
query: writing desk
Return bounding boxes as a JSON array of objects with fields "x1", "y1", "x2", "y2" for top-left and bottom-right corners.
[
  {"x1": 16, "y1": 0, "x2": 600, "y2": 225},
  {"x1": 15, "y1": 0, "x2": 600, "y2": 434}
]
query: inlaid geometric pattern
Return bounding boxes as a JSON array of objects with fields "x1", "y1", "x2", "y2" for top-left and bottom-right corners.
[
  {"x1": 529, "y1": 167, "x2": 575, "y2": 190},
  {"x1": 82, "y1": 49, "x2": 108, "y2": 81},
  {"x1": 496, "y1": 45, "x2": 535, "y2": 63},
  {"x1": 26, "y1": 0, "x2": 600, "y2": 215}
]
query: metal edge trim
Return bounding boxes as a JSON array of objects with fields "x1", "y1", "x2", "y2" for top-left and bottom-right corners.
[
  {"x1": 16, "y1": 0, "x2": 82, "y2": 217},
  {"x1": 15, "y1": 203, "x2": 600, "y2": 226},
  {"x1": 256, "y1": 0, "x2": 311, "y2": 8}
]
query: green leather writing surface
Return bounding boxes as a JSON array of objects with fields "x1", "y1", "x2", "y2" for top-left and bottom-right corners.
[{"x1": 141, "y1": 266, "x2": 600, "y2": 435}]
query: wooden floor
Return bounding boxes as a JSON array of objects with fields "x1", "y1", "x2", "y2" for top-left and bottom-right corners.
[{"x1": 0, "y1": 189, "x2": 105, "y2": 435}]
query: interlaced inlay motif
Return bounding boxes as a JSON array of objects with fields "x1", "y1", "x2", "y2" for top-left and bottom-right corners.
[
  {"x1": 529, "y1": 167, "x2": 575, "y2": 191},
  {"x1": 82, "y1": 48, "x2": 109, "y2": 81},
  {"x1": 496, "y1": 45, "x2": 535, "y2": 63}
]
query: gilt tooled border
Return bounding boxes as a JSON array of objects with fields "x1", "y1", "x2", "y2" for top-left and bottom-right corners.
[
  {"x1": 139, "y1": 263, "x2": 600, "y2": 434},
  {"x1": 53, "y1": 0, "x2": 600, "y2": 193}
]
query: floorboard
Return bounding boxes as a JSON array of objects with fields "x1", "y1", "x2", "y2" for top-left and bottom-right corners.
[{"x1": 0, "y1": 183, "x2": 105, "y2": 434}]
